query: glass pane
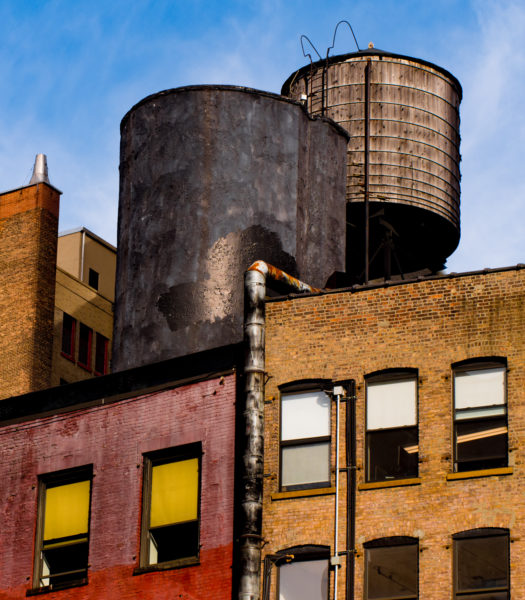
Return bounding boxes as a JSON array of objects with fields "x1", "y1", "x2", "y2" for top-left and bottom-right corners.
[
  {"x1": 44, "y1": 481, "x2": 90, "y2": 541},
  {"x1": 151, "y1": 458, "x2": 198, "y2": 528},
  {"x1": 149, "y1": 520, "x2": 199, "y2": 564},
  {"x1": 456, "y1": 406, "x2": 505, "y2": 420},
  {"x1": 42, "y1": 540, "x2": 88, "y2": 587},
  {"x1": 455, "y1": 367, "x2": 505, "y2": 410},
  {"x1": 367, "y1": 428, "x2": 418, "y2": 482},
  {"x1": 281, "y1": 391, "x2": 330, "y2": 441},
  {"x1": 61, "y1": 314, "x2": 74, "y2": 355},
  {"x1": 95, "y1": 333, "x2": 108, "y2": 374},
  {"x1": 367, "y1": 379, "x2": 417, "y2": 430},
  {"x1": 456, "y1": 535, "x2": 508, "y2": 592},
  {"x1": 455, "y1": 417, "x2": 507, "y2": 471},
  {"x1": 279, "y1": 559, "x2": 328, "y2": 600},
  {"x1": 367, "y1": 544, "x2": 418, "y2": 599},
  {"x1": 281, "y1": 443, "x2": 330, "y2": 487},
  {"x1": 78, "y1": 324, "x2": 92, "y2": 366}
]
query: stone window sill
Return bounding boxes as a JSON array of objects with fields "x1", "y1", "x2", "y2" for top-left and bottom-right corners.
[
  {"x1": 358, "y1": 477, "x2": 421, "y2": 491},
  {"x1": 27, "y1": 579, "x2": 88, "y2": 596},
  {"x1": 446, "y1": 467, "x2": 513, "y2": 481},
  {"x1": 271, "y1": 487, "x2": 335, "y2": 501}
]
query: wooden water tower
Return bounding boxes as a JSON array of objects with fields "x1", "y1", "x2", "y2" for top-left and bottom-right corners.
[{"x1": 282, "y1": 47, "x2": 462, "y2": 283}]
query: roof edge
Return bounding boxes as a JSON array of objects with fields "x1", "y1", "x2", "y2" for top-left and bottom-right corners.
[
  {"x1": 266, "y1": 264, "x2": 525, "y2": 304},
  {"x1": 281, "y1": 48, "x2": 462, "y2": 100},
  {"x1": 120, "y1": 84, "x2": 350, "y2": 141}
]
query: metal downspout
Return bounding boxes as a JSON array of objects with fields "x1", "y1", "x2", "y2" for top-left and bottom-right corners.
[
  {"x1": 346, "y1": 381, "x2": 356, "y2": 600},
  {"x1": 332, "y1": 387, "x2": 342, "y2": 599},
  {"x1": 239, "y1": 261, "x2": 319, "y2": 600},
  {"x1": 364, "y1": 60, "x2": 371, "y2": 284},
  {"x1": 80, "y1": 228, "x2": 86, "y2": 282}
]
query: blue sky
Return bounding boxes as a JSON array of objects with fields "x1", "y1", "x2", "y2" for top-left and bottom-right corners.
[{"x1": 0, "y1": 0, "x2": 524, "y2": 273}]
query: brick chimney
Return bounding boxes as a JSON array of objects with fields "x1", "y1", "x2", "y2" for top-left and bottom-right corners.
[{"x1": 0, "y1": 155, "x2": 61, "y2": 399}]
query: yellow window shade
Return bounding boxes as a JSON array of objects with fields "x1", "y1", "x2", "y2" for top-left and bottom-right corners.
[
  {"x1": 150, "y1": 458, "x2": 198, "y2": 528},
  {"x1": 43, "y1": 480, "x2": 90, "y2": 541}
]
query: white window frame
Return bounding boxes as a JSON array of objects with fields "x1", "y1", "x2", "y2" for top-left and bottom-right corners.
[
  {"x1": 453, "y1": 360, "x2": 507, "y2": 473},
  {"x1": 365, "y1": 371, "x2": 419, "y2": 482},
  {"x1": 279, "y1": 386, "x2": 331, "y2": 491}
]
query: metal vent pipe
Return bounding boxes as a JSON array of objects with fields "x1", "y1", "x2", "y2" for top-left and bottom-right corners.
[{"x1": 239, "y1": 261, "x2": 318, "y2": 600}]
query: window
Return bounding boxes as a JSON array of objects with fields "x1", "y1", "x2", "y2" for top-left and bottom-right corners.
[
  {"x1": 365, "y1": 537, "x2": 418, "y2": 600},
  {"x1": 280, "y1": 388, "x2": 330, "y2": 491},
  {"x1": 61, "y1": 313, "x2": 76, "y2": 360},
  {"x1": 94, "y1": 333, "x2": 109, "y2": 375},
  {"x1": 140, "y1": 444, "x2": 201, "y2": 568},
  {"x1": 77, "y1": 323, "x2": 93, "y2": 371},
  {"x1": 276, "y1": 546, "x2": 329, "y2": 600},
  {"x1": 366, "y1": 371, "x2": 418, "y2": 482},
  {"x1": 33, "y1": 467, "x2": 92, "y2": 590},
  {"x1": 453, "y1": 528, "x2": 509, "y2": 599},
  {"x1": 453, "y1": 361, "x2": 507, "y2": 472},
  {"x1": 88, "y1": 268, "x2": 99, "y2": 290}
]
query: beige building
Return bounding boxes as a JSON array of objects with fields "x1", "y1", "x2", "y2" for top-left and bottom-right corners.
[{"x1": 51, "y1": 228, "x2": 116, "y2": 386}]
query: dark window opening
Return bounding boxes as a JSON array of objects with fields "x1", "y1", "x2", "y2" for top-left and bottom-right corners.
[
  {"x1": 88, "y1": 268, "x2": 99, "y2": 290},
  {"x1": 366, "y1": 373, "x2": 418, "y2": 482},
  {"x1": 94, "y1": 333, "x2": 109, "y2": 375},
  {"x1": 280, "y1": 389, "x2": 331, "y2": 491},
  {"x1": 140, "y1": 444, "x2": 201, "y2": 568},
  {"x1": 149, "y1": 521, "x2": 199, "y2": 564},
  {"x1": 453, "y1": 362, "x2": 507, "y2": 472},
  {"x1": 77, "y1": 323, "x2": 93, "y2": 371},
  {"x1": 367, "y1": 427, "x2": 419, "y2": 482},
  {"x1": 454, "y1": 529, "x2": 509, "y2": 598},
  {"x1": 61, "y1": 313, "x2": 75, "y2": 360},
  {"x1": 34, "y1": 468, "x2": 92, "y2": 590},
  {"x1": 365, "y1": 538, "x2": 418, "y2": 599},
  {"x1": 455, "y1": 416, "x2": 507, "y2": 472}
]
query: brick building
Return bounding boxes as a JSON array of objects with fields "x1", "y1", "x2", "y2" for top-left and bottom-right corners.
[
  {"x1": 1, "y1": 41, "x2": 522, "y2": 600},
  {"x1": 261, "y1": 266, "x2": 524, "y2": 599},
  {"x1": 52, "y1": 228, "x2": 116, "y2": 386},
  {"x1": 0, "y1": 345, "x2": 241, "y2": 599},
  {"x1": 0, "y1": 156, "x2": 116, "y2": 397},
  {"x1": 0, "y1": 159, "x2": 61, "y2": 399}
]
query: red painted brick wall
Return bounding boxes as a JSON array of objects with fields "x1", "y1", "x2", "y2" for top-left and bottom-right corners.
[{"x1": 0, "y1": 373, "x2": 236, "y2": 599}]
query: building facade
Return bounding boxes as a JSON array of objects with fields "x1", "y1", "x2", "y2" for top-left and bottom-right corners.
[
  {"x1": 261, "y1": 266, "x2": 525, "y2": 599},
  {"x1": 52, "y1": 228, "x2": 116, "y2": 386},
  {"x1": 0, "y1": 347, "x2": 239, "y2": 600},
  {"x1": 0, "y1": 177, "x2": 61, "y2": 399}
]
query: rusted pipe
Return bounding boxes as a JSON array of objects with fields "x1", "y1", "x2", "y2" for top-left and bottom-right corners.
[{"x1": 239, "y1": 261, "x2": 317, "y2": 600}]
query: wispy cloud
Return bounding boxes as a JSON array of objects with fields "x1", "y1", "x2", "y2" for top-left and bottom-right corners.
[
  {"x1": 447, "y1": 0, "x2": 525, "y2": 271},
  {"x1": 1, "y1": 0, "x2": 524, "y2": 269}
]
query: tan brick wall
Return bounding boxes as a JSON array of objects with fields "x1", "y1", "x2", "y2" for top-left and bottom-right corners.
[
  {"x1": 262, "y1": 268, "x2": 525, "y2": 599},
  {"x1": 0, "y1": 184, "x2": 59, "y2": 399},
  {"x1": 51, "y1": 267, "x2": 113, "y2": 386}
]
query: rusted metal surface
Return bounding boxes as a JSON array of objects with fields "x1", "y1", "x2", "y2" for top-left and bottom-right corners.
[
  {"x1": 248, "y1": 261, "x2": 320, "y2": 295},
  {"x1": 114, "y1": 85, "x2": 347, "y2": 371},
  {"x1": 283, "y1": 49, "x2": 462, "y2": 281},
  {"x1": 240, "y1": 262, "x2": 317, "y2": 600}
]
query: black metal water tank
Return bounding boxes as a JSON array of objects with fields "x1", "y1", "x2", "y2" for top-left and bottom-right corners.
[{"x1": 113, "y1": 85, "x2": 348, "y2": 371}]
